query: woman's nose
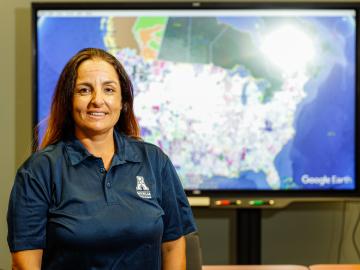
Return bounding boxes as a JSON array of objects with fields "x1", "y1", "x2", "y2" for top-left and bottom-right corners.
[{"x1": 91, "y1": 89, "x2": 105, "y2": 106}]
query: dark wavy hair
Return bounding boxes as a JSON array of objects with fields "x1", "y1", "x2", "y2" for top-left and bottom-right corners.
[{"x1": 39, "y1": 48, "x2": 140, "y2": 149}]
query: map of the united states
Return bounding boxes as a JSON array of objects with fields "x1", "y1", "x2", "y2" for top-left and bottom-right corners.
[{"x1": 37, "y1": 12, "x2": 355, "y2": 190}]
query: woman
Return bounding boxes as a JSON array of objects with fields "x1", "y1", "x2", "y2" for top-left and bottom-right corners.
[{"x1": 7, "y1": 48, "x2": 197, "y2": 269}]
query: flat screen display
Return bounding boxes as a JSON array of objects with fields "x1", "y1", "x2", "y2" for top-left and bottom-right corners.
[{"x1": 33, "y1": 3, "x2": 358, "y2": 194}]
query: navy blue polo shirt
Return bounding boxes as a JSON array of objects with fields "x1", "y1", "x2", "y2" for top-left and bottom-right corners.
[{"x1": 7, "y1": 131, "x2": 197, "y2": 270}]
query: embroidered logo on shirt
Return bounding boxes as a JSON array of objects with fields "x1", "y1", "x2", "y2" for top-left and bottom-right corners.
[{"x1": 136, "y1": 176, "x2": 152, "y2": 199}]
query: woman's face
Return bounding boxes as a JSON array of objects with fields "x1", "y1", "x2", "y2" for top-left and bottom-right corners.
[{"x1": 72, "y1": 58, "x2": 122, "y2": 138}]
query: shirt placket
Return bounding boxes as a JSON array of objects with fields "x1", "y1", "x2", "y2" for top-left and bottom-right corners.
[{"x1": 95, "y1": 158, "x2": 113, "y2": 203}]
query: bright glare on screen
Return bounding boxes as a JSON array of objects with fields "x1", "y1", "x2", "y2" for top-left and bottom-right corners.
[{"x1": 260, "y1": 25, "x2": 315, "y2": 75}]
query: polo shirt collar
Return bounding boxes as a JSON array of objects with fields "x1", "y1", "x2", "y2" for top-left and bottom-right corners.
[
  {"x1": 113, "y1": 131, "x2": 142, "y2": 165},
  {"x1": 65, "y1": 139, "x2": 92, "y2": 166},
  {"x1": 65, "y1": 130, "x2": 141, "y2": 166}
]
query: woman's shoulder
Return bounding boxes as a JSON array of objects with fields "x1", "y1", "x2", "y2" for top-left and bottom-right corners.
[
  {"x1": 125, "y1": 135, "x2": 162, "y2": 150},
  {"x1": 121, "y1": 135, "x2": 170, "y2": 165},
  {"x1": 18, "y1": 141, "x2": 66, "y2": 175}
]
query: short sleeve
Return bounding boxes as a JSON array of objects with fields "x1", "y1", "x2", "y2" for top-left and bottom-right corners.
[
  {"x1": 7, "y1": 169, "x2": 50, "y2": 252},
  {"x1": 161, "y1": 158, "x2": 197, "y2": 242}
]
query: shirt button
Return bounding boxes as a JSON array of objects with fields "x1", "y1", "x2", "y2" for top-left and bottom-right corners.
[
  {"x1": 100, "y1": 167, "x2": 106, "y2": 174},
  {"x1": 106, "y1": 182, "x2": 111, "y2": 188}
]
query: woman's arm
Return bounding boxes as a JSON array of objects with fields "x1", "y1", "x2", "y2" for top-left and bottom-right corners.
[
  {"x1": 161, "y1": 236, "x2": 186, "y2": 270},
  {"x1": 11, "y1": 249, "x2": 43, "y2": 270}
]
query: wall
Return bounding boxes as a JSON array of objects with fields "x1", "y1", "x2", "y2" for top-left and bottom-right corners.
[
  {"x1": 1, "y1": 0, "x2": 359, "y2": 269},
  {"x1": 194, "y1": 202, "x2": 360, "y2": 265}
]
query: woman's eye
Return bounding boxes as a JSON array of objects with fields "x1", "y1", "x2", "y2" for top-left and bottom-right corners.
[
  {"x1": 104, "y1": 88, "x2": 115, "y2": 93},
  {"x1": 77, "y1": 88, "x2": 90, "y2": 95}
]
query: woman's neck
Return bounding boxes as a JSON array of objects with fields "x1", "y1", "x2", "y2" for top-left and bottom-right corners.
[{"x1": 75, "y1": 128, "x2": 115, "y2": 170}]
